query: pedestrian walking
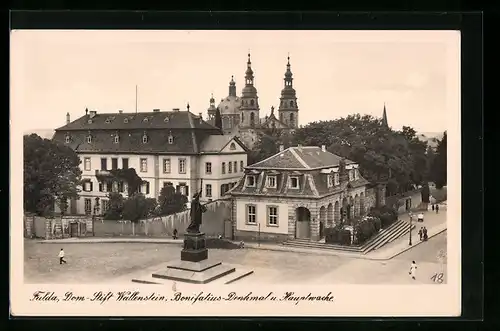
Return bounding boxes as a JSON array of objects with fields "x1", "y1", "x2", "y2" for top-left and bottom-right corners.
[
  {"x1": 172, "y1": 228, "x2": 178, "y2": 240},
  {"x1": 409, "y1": 261, "x2": 417, "y2": 280},
  {"x1": 418, "y1": 227, "x2": 423, "y2": 241},
  {"x1": 432, "y1": 204, "x2": 435, "y2": 211},
  {"x1": 435, "y1": 204, "x2": 440, "y2": 214},
  {"x1": 58, "y1": 248, "x2": 67, "y2": 264},
  {"x1": 423, "y1": 227, "x2": 428, "y2": 241}
]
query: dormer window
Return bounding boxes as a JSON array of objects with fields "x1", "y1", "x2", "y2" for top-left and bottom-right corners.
[
  {"x1": 334, "y1": 173, "x2": 340, "y2": 186},
  {"x1": 124, "y1": 118, "x2": 129, "y2": 123},
  {"x1": 87, "y1": 135, "x2": 92, "y2": 144},
  {"x1": 267, "y1": 175, "x2": 277, "y2": 188},
  {"x1": 87, "y1": 119, "x2": 93, "y2": 124},
  {"x1": 65, "y1": 135, "x2": 70, "y2": 144},
  {"x1": 246, "y1": 175, "x2": 256, "y2": 187},
  {"x1": 142, "y1": 133, "x2": 149, "y2": 144},
  {"x1": 327, "y1": 175, "x2": 334, "y2": 188},
  {"x1": 354, "y1": 169, "x2": 359, "y2": 180},
  {"x1": 229, "y1": 142, "x2": 236, "y2": 150},
  {"x1": 164, "y1": 116, "x2": 170, "y2": 122},
  {"x1": 168, "y1": 134, "x2": 174, "y2": 144},
  {"x1": 114, "y1": 135, "x2": 119, "y2": 144},
  {"x1": 105, "y1": 119, "x2": 111, "y2": 124},
  {"x1": 143, "y1": 117, "x2": 149, "y2": 122},
  {"x1": 349, "y1": 170, "x2": 354, "y2": 181},
  {"x1": 289, "y1": 176, "x2": 300, "y2": 189}
]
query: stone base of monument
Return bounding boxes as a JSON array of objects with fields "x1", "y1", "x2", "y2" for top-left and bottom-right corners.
[{"x1": 131, "y1": 232, "x2": 253, "y2": 285}]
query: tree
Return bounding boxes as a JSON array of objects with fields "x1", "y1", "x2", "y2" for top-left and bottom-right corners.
[
  {"x1": 122, "y1": 193, "x2": 158, "y2": 223},
  {"x1": 249, "y1": 128, "x2": 293, "y2": 164},
  {"x1": 157, "y1": 183, "x2": 188, "y2": 216},
  {"x1": 215, "y1": 107, "x2": 223, "y2": 131},
  {"x1": 24, "y1": 134, "x2": 82, "y2": 216},
  {"x1": 103, "y1": 192, "x2": 125, "y2": 220},
  {"x1": 431, "y1": 131, "x2": 447, "y2": 189}
]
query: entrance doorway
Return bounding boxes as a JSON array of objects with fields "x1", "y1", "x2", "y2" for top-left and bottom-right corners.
[
  {"x1": 70, "y1": 223, "x2": 78, "y2": 237},
  {"x1": 295, "y1": 207, "x2": 311, "y2": 239}
]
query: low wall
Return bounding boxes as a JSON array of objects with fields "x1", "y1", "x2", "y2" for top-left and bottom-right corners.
[
  {"x1": 93, "y1": 199, "x2": 232, "y2": 238},
  {"x1": 234, "y1": 229, "x2": 289, "y2": 243}
]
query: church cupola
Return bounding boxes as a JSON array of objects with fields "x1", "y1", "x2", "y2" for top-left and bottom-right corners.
[
  {"x1": 278, "y1": 54, "x2": 299, "y2": 129},
  {"x1": 229, "y1": 75, "x2": 237, "y2": 97},
  {"x1": 240, "y1": 52, "x2": 260, "y2": 128}
]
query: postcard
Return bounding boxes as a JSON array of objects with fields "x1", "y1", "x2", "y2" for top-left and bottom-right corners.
[{"x1": 10, "y1": 29, "x2": 460, "y2": 317}]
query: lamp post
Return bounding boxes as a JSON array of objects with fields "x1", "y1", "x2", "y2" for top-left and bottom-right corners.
[
  {"x1": 258, "y1": 222, "x2": 261, "y2": 247},
  {"x1": 408, "y1": 212, "x2": 413, "y2": 246}
]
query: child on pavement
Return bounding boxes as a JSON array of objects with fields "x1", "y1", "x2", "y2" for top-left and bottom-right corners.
[{"x1": 58, "y1": 248, "x2": 67, "y2": 264}]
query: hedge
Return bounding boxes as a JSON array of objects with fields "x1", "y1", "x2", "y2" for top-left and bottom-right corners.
[
  {"x1": 325, "y1": 226, "x2": 352, "y2": 245},
  {"x1": 367, "y1": 205, "x2": 398, "y2": 229}
]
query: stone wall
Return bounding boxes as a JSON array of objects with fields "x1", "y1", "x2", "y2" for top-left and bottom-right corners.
[{"x1": 234, "y1": 229, "x2": 289, "y2": 243}]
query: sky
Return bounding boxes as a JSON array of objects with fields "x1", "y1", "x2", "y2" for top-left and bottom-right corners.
[{"x1": 10, "y1": 30, "x2": 460, "y2": 134}]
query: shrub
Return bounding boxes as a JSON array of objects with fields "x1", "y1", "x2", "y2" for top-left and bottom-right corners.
[
  {"x1": 368, "y1": 205, "x2": 398, "y2": 229},
  {"x1": 353, "y1": 216, "x2": 379, "y2": 245},
  {"x1": 325, "y1": 226, "x2": 353, "y2": 246}
]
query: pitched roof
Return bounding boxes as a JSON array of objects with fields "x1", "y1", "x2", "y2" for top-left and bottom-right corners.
[
  {"x1": 55, "y1": 110, "x2": 219, "y2": 131},
  {"x1": 248, "y1": 146, "x2": 355, "y2": 170},
  {"x1": 199, "y1": 135, "x2": 248, "y2": 153}
]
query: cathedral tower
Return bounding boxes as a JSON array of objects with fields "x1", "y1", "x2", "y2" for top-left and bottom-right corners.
[
  {"x1": 278, "y1": 55, "x2": 299, "y2": 128},
  {"x1": 206, "y1": 93, "x2": 217, "y2": 122},
  {"x1": 239, "y1": 53, "x2": 260, "y2": 128}
]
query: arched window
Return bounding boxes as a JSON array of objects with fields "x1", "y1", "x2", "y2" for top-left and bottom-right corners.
[
  {"x1": 290, "y1": 113, "x2": 295, "y2": 126},
  {"x1": 168, "y1": 134, "x2": 174, "y2": 144},
  {"x1": 87, "y1": 135, "x2": 92, "y2": 144},
  {"x1": 230, "y1": 142, "x2": 236, "y2": 150},
  {"x1": 241, "y1": 112, "x2": 244, "y2": 122},
  {"x1": 290, "y1": 100, "x2": 294, "y2": 107},
  {"x1": 250, "y1": 112, "x2": 255, "y2": 127},
  {"x1": 65, "y1": 135, "x2": 70, "y2": 143},
  {"x1": 142, "y1": 134, "x2": 149, "y2": 144},
  {"x1": 250, "y1": 99, "x2": 255, "y2": 106},
  {"x1": 114, "y1": 135, "x2": 119, "y2": 144}
]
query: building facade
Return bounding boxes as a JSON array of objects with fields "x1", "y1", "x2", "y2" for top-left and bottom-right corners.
[
  {"x1": 229, "y1": 145, "x2": 379, "y2": 242},
  {"x1": 206, "y1": 54, "x2": 299, "y2": 149},
  {"x1": 52, "y1": 108, "x2": 248, "y2": 216}
]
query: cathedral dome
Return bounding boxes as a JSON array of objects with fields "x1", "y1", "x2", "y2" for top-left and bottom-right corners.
[{"x1": 217, "y1": 95, "x2": 242, "y2": 115}]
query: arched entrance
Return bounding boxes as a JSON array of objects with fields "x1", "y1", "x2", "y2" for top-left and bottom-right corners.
[
  {"x1": 327, "y1": 203, "x2": 334, "y2": 227},
  {"x1": 319, "y1": 206, "x2": 326, "y2": 239},
  {"x1": 295, "y1": 207, "x2": 311, "y2": 239}
]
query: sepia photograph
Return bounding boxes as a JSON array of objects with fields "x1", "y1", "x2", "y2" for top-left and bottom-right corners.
[{"x1": 11, "y1": 28, "x2": 461, "y2": 316}]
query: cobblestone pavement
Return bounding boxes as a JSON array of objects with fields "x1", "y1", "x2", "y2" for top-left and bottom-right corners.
[{"x1": 24, "y1": 231, "x2": 446, "y2": 284}]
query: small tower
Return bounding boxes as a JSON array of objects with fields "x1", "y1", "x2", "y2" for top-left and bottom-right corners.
[
  {"x1": 240, "y1": 53, "x2": 260, "y2": 128},
  {"x1": 66, "y1": 112, "x2": 70, "y2": 124},
  {"x1": 278, "y1": 55, "x2": 299, "y2": 128},
  {"x1": 228, "y1": 75, "x2": 237, "y2": 97},
  {"x1": 382, "y1": 103, "x2": 389, "y2": 128},
  {"x1": 207, "y1": 93, "x2": 217, "y2": 122}
]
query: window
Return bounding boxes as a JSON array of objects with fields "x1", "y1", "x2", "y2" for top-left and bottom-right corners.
[
  {"x1": 178, "y1": 158, "x2": 186, "y2": 174},
  {"x1": 228, "y1": 162, "x2": 232, "y2": 173},
  {"x1": 111, "y1": 158, "x2": 118, "y2": 170},
  {"x1": 222, "y1": 162, "x2": 226, "y2": 174},
  {"x1": 122, "y1": 158, "x2": 129, "y2": 169},
  {"x1": 140, "y1": 158, "x2": 147, "y2": 172},
  {"x1": 205, "y1": 184, "x2": 212, "y2": 197},
  {"x1": 230, "y1": 142, "x2": 236, "y2": 150},
  {"x1": 334, "y1": 173, "x2": 340, "y2": 185},
  {"x1": 87, "y1": 135, "x2": 92, "y2": 143},
  {"x1": 65, "y1": 135, "x2": 70, "y2": 143},
  {"x1": 84, "y1": 198, "x2": 92, "y2": 215},
  {"x1": 290, "y1": 100, "x2": 294, "y2": 107},
  {"x1": 240, "y1": 161, "x2": 244, "y2": 172},
  {"x1": 83, "y1": 181, "x2": 93, "y2": 192},
  {"x1": 124, "y1": 118, "x2": 129, "y2": 123},
  {"x1": 234, "y1": 161, "x2": 237, "y2": 173},
  {"x1": 101, "y1": 158, "x2": 107, "y2": 170},
  {"x1": 163, "y1": 158, "x2": 171, "y2": 173},
  {"x1": 327, "y1": 175, "x2": 334, "y2": 188},
  {"x1": 140, "y1": 182, "x2": 150, "y2": 195},
  {"x1": 354, "y1": 169, "x2": 359, "y2": 180},
  {"x1": 349, "y1": 170, "x2": 354, "y2": 181},
  {"x1": 84, "y1": 157, "x2": 91, "y2": 171},
  {"x1": 250, "y1": 99, "x2": 255, "y2": 106},
  {"x1": 205, "y1": 162, "x2": 212, "y2": 174},
  {"x1": 289, "y1": 176, "x2": 299, "y2": 189},
  {"x1": 267, "y1": 206, "x2": 278, "y2": 226},
  {"x1": 101, "y1": 200, "x2": 109, "y2": 214},
  {"x1": 142, "y1": 134, "x2": 149, "y2": 144},
  {"x1": 246, "y1": 175, "x2": 256, "y2": 187},
  {"x1": 168, "y1": 134, "x2": 174, "y2": 144},
  {"x1": 114, "y1": 135, "x2": 119, "y2": 144},
  {"x1": 290, "y1": 113, "x2": 295, "y2": 126},
  {"x1": 179, "y1": 183, "x2": 188, "y2": 196},
  {"x1": 246, "y1": 205, "x2": 256, "y2": 224},
  {"x1": 267, "y1": 175, "x2": 277, "y2": 188}
]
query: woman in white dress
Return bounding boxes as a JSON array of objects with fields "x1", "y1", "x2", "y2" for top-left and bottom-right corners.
[{"x1": 409, "y1": 261, "x2": 417, "y2": 280}]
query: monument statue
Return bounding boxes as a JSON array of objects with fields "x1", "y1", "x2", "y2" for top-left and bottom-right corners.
[{"x1": 186, "y1": 180, "x2": 207, "y2": 233}]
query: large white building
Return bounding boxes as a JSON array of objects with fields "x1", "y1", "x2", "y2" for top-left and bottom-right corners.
[{"x1": 52, "y1": 107, "x2": 248, "y2": 216}]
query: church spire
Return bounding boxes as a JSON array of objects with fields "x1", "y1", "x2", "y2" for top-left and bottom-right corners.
[
  {"x1": 382, "y1": 103, "x2": 389, "y2": 128},
  {"x1": 278, "y1": 54, "x2": 299, "y2": 129},
  {"x1": 245, "y1": 52, "x2": 254, "y2": 86},
  {"x1": 228, "y1": 75, "x2": 236, "y2": 97}
]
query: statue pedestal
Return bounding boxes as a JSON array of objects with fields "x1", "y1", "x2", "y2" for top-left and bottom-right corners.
[{"x1": 181, "y1": 232, "x2": 208, "y2": 262}]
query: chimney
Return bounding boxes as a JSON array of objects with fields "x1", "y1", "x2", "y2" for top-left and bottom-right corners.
[
  {"x1": 279, "y1": 145, "x2": 284, "y2": 152},
  {"x1": 198, "y1": 112, "x2": 203, "y2": 119},
  {"x1": 172, "y1": 108, "x2": 180, "y2": 112},
  {"x1": 85, "y1": 108, "x2": 88, "y2": 115},
  {"x1": 321, "y1": 145, "x2": 326, "y2": 152},
  {"x1": 153, "y1": 108, "x2": 160, "y2": 112},
  {"x1": 118, "y1": 109, "x2": 123, "y2": 114},
  {"x1": 66, "y1": 112, "x2": 70, "y2": 124}
]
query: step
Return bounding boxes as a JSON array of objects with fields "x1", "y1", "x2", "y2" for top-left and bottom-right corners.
[
  {"x1": 211, "y1": 268, "x2": 255, "y2": 285},
  {"x1": 131, "y1": 274, "x2": 167, "y2": 285},
  {"x1": 282, "y1": 242, "x2": 363, "y2": 253},
  {"x1": 361, "y1": 221, "x2": 408, "y2": 253},
  {"x1": 283, "y1": 239, "x2": 363, "y2": 250},
  {"x1": 359, "y1": 220, "x2": 404, "y2": 249},
  {"x1": 372, "y1": 224, "x2": 415, "y2": 251}
]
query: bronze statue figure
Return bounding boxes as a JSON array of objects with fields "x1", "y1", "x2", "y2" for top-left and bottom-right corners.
[{"x1": 186, "y1": 181, "x2": 207, "y2": 233}]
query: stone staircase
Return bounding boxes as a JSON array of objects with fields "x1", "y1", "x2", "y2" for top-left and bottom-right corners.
[{"x1": 282, "y1": 219, "x2": 415, "y2": 255}]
